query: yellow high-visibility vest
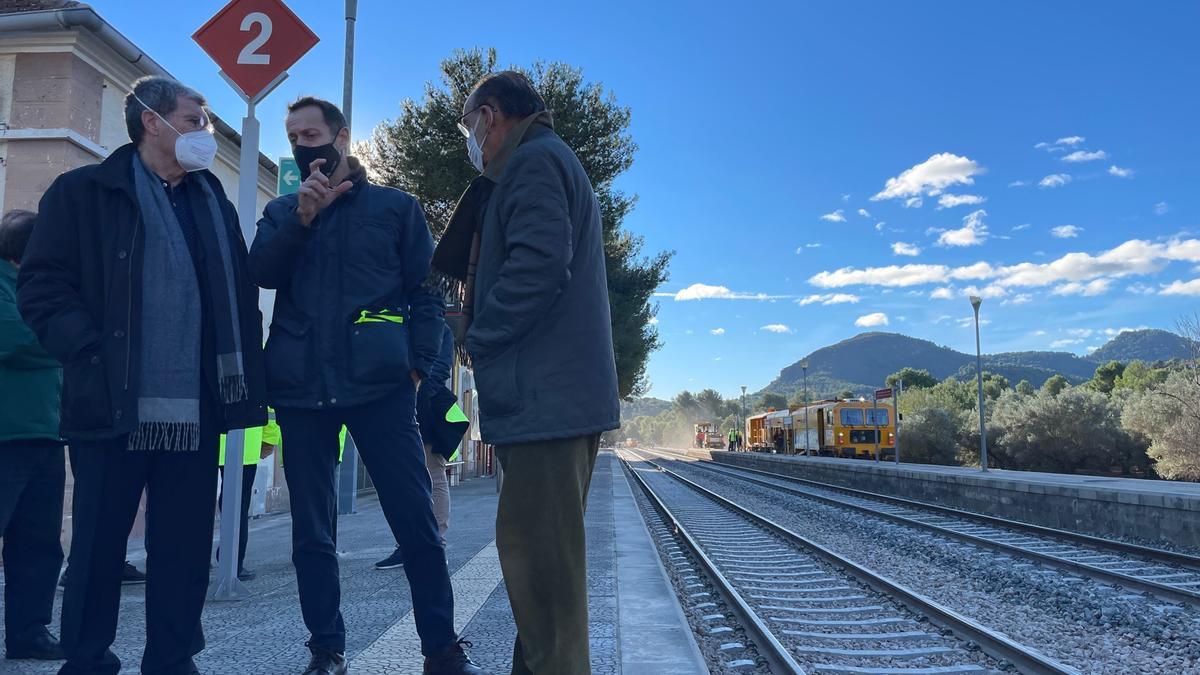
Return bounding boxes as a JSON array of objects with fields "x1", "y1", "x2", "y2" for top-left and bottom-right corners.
[{"x1": 219, "y1": 411, "x2": 281, "y2": 467}]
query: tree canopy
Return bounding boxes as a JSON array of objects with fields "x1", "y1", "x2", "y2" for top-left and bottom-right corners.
[{"x1": 358, "y1": 48, "x2": 671, "y2": 398}]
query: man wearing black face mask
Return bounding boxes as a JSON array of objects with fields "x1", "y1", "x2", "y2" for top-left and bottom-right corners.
[{"x1": 248, "y1": 97, "x2": 480, "y2": 675}]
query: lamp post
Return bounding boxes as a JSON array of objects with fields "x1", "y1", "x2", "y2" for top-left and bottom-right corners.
[
  {"x1": 970, "y1": 295, "x2": 988, "y2": 472},
  {"x1": 801, "y1": 359, "x2": 810, "y2": 456},
  {"x1": 740, "y1": 385, "x2": 747, "y2": 451}
]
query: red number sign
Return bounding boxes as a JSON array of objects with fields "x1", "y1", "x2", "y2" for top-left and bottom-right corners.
[{"x1": 193, "y1": 0, "x2": 319, "y2": 100}]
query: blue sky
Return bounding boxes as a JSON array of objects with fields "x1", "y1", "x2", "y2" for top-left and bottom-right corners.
[{"x1": 93, "y1": 1, "x2": 1200, "y2": 400}]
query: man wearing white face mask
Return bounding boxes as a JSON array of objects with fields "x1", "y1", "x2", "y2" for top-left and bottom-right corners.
[{"x1": 17, "y1": 75, "x2": 268, "y2": 675}]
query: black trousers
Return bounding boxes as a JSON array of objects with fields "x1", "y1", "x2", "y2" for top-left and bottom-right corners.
[
  {"x1": 216, "y1": 463, "x2": 257, "y2": 570},
  {"x1": 59, "y1": 432, "x2": 219, "y2": 675},
  {"x1": 277, "y1": 383, "x2": 455, "y2": 656},
  {"x1": 0, "y1": 440, "x2": 65, "y2": 647}
]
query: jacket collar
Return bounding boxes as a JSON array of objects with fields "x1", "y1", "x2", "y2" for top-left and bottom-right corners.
[
  {"x1": 91, "y1": 143, "x2": 220, "y2": 198},
  {"x1": 481, "y1": 110, "x2": 554, "y2": 183}
]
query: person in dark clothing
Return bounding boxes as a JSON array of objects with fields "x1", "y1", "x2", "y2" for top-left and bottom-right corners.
[
  {"x1": 16, "y1": 76, "x2": 267, "y2": 675},
  {"x1": 375, "y1": 321, "x2": 462, "y2": 570},
  {"x1": 0, "y1": 209, "x2": 65, "y2": 663},
  {"x1": 248, "y1": 97, "x2": 479, "y2": 675},
  {"x1": 434, "y1": 71, "x2": 621, "y2": 675}
]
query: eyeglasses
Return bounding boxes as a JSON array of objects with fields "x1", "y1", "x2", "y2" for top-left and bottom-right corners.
[{"x1": 456, "y1": 104, "x2": 491, "y2": 137}]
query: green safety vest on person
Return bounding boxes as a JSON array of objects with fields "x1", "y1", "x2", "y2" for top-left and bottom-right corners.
[
  {"x1": 218, "y1": 413, "x2": 282, "y2": 466},
  {"x1": 445, "y1": 401, "x2": 469, "y2": 462}
]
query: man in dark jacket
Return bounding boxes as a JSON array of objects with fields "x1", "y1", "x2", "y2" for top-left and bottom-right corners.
[
  {"x1": 248, "y1": 97, "x2": 479, "y2": 675},
  {"x1": 0, "y1": 209, "x2": 65, "y2": 663},
  {"x1": 17, "y1": 76, "x2": 267, "y2": 675},
  {"x1": 434, "y1": 71, "x2": 620, "y2": 675}
]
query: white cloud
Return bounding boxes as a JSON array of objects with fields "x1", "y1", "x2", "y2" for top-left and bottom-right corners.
[
  {"x1": 1061, "y1": 149, "x2": 1108, "y2": 163},
  {"x1": 1034, "y1": 142, "x2": 1050, "y2": 150},
  {"x1": 811, "y1": 264, "x2": 953, "y2": 288},
  {"x1": 1051, "y1": 338, "x2": 1084, "y2": 348},
  {"x1": 904, "y1": 197, "x2": 924, "y2": 209},
  {"x1": 842, "y1": 193, "x2": 851, "y2": 202},
  {"x1": 798, "y1": 293, "x2": 861, "y2": 305},
  {"x1": 875, "y1": 221, "x2": 887, "y2": 231},
  {"x1": 1052, "y1": 279, "x2": 1112, "y2": 296},
  {"x1": 930, "y1": 287, "x2": 955, "y2": 299},
  {"x1": 872, "y1": 153, "x2": 984, "y2": 202},
  {"x1": 1127, "y1": 282, "x2": 1155, "y2": 295},
  {"x1": 1012, "y1": 223, "x2": 1032, "y2": 231},
  {"x1": 854, "y1": 312, "x2": 889, "y2": 327},
  {"x1": 668, "y1": 284, "x2": 789, "y2": 301},
  {"x1": 821, "y1": 209, "x2": 847, "y2": 223},
  {"x1": 1066, "y1": 328, "x2": 1095, "y2": 338},
  {"x1": 1108, "y1": 165, "x2": 1134, "y2": 178},
  {"x1": 710, "y1": 327, "x2": 726, "y2": 335},
  {"x1": 892, "y1": 242, "x2": 921, "y2": 256},
  {"x1": 1032, "y1": 330, "x2": 1047, "y2": 336},
  {"x1": 857, "y1": 208, "x2": 871, "y2": 218},
  {"x1": 1051, "y1": 225, "x2": 1083, "y2": 239},
  {"x1": 1039, "y1": 173, "x2": 1072, "y2": 188},
  {"x1": 936, "y1": 194, "x2": 987, "y2": 210},
  {"x1": 1003, "y1": 293, "x2": 1033, "y2": 305},
  {"x1": 962, "y1": 283, "x2": 1008, "y2": 299},
  {"x1": 1103, "y1": 326, "x2": 1148, "y2": 336},
  {"x1": 1155, "y1": 202, "x2": 1170, "y2": 215},
  {"x1": 760, "y1": 324, "x2": 793, "y2": 334},
  {"x1": 1009, "y1": 180, "x2": 1029, "y2": 188},
  {"x1": 795, "y1": 242, "x2": 822, "y2": 253},
  {"x1": 1056, "y1": 136, "x2": 1086, "y2": 146},
  {"x1": 1160, "y1": 279, "x2": 1200, "y2": 296},
  {"x1": 955, "y1": 316, "x2": 991, "y2": 328},
  {"x1": 937, "y1": 209, "x2": 989, "y2": 247}
]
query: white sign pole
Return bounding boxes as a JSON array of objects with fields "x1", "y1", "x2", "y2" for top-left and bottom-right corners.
[{"x1": 211, "y1": 72, "x2": 286, "y2": 602}]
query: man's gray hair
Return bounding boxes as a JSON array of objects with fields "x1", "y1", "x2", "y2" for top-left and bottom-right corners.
[
  {"x1": 0, "y1": 209, "x2": 37, "y2": 263},
  {"x1": 124, "y1": 76, "x2": 207, "y2": 145}
]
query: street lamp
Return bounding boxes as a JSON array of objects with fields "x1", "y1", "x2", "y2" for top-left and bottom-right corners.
[
  {"x1": 740, "y1": 385, "x2": 747, "y2": 451},
  {"x1": 970, "y1": 296, "x2": 988, "y2": 472},
  {"x1": 801, "y1": 359, "x2": 810, "y2": 456}
]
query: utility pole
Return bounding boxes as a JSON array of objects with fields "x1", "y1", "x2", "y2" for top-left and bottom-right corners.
[
  {"x1": 740, "y1": 385, "x2": 747, "y2": 451},
  {"x1": 970, "y1": 295, "x2": 988, "y2": 472},
  {"x1": 894, "y1": 379, "x2": 902, "y2": 464},
  {"x1": 801, "y1": 359, "x2": 810, "y2": 456}
]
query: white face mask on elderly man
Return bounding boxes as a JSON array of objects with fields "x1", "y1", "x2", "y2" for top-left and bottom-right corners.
[{"x1": 133, "y1": 93, "x2": 218, "y2": 172}]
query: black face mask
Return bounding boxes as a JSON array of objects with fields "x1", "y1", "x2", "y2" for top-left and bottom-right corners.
[{"x1": 294, "y1": 128, "x2": 344, "y2": 181}]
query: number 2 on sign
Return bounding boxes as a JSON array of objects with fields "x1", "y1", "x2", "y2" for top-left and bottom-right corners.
[{"x1": 237, "y1": 12, "x2": 272, "y2": 65}]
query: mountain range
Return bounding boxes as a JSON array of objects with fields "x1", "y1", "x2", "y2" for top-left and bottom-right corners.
[{"x1": 760, "y1": 329, "x2": 1192, "y2": 399}]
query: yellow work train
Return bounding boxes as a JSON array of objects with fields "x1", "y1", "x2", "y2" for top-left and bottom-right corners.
[{"x1": 745, "y1": 399, "x2": 896, "y2": 459}]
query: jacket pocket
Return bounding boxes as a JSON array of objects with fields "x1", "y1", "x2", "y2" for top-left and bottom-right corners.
[
  {"x1": 62, "y1": 348, "x2": 112, "y2": 432},
  {"x1": 348, "y1": 321, "x2": 412, "y2": 385},
  {"x1": 265, "y1": 315, "x2": 312, "y2": 392},
  {"x1": 474, "y1": 345, "x2": 523, "y2": 418}
]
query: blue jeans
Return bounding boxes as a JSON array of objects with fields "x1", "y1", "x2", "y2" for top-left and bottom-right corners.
[{"x1": 277, "y1": 383, "x2": 456, "y2": 656}]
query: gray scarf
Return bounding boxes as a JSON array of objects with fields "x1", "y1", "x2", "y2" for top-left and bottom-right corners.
[{"x1": 129, "y1": 153, "x2": 247, "y2": 451}]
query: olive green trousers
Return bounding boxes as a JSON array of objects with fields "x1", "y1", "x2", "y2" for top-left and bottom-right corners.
[{"x1": 495, "y1": 434, "x2": 600, "y2": 675}]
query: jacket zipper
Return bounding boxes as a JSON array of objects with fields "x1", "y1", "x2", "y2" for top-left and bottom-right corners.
[{"x1": 124, "y1": 214, "x2": 140, "y2": 392}]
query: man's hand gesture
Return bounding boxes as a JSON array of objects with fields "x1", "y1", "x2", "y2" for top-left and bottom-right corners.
[{"x1": 295, "y1": 158, "x2": 353, "y2": 226}]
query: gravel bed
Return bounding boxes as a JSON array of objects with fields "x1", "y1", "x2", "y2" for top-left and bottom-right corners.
[
  {"x1": 628, "y1": 458, "x2": 1008, "y2": 674},
  {"x1": 623, "y1": 461, "x2": 772, "y2": 674},
  {"x1": 659, "y1": 457, "x2": 1200, "y2": 674}
]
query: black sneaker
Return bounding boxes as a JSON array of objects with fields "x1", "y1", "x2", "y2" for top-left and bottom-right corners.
[
  {"x1": 5, "y1": 626, "x2": 65, "y2": 661},
  {"x1": 374, "y1": 546, "x2": 405, "y2": 570},
  {"x1": 302, "y1": 645, "x2": 347, "y2": 675},
  {"x1": 238, "y1": 567, "x2": 257, "y2": 581},
  {"x1": 423, "y1": 639, "x2": 484, "y2": 675},
  {"x1": 122, "y1": 561, "x2": 147, "y2": 585}
]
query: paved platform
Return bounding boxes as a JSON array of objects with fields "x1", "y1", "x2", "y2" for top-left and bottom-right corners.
[
  {"x1": 698, "y1": 448, "x2": 1200, "y2": 549},
  {"x1": 0, "y1": 451, "x2": 705, "y2": 674}
]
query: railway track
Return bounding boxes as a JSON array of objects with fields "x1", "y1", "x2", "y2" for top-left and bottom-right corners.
[
  {"x1": 619, "y1": 448, "x2": 1079, "y2": 675},
  {"x1": 641, "y1": 447, "x2": 1200, "y2": 608}
]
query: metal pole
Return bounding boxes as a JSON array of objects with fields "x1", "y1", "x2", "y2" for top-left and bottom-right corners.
[
  {"x1": 894, "y1": 379, "x2": 902, "y2": 464},
  {"x1": 336, "y1": 0, "x2": 360, "y2": 516},
  {"x1": 973, "y1": 300, "x2": 988, "y2": 472},
  {"x1": 803, "y1": 366, "x2": 810, "y2": 456},
  {"x1": 212, "y1": 100, "x2": 261, "y2": 601},
  {"x1": 342, "y1": 0, "x2": 357, "y2": 127},
  {"x1": 873, "y1": 394, "x2": 880, "y2": 462}
]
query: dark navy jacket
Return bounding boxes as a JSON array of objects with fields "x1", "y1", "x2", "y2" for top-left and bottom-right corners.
[
  {"x1": 248, "y1": 159, "x2": 443, "y2": 409},
  {"x1": 16, "y1": 144, "x2": 268, "y2": 440}
]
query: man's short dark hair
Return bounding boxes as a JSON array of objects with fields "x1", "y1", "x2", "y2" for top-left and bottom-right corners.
[
  {"x1": 287, "y1": 96, "x2": 347, "y2": 136},
  {"x1": 0, "y1": 209, "x2": 36, "y2": 263},
  {"x1": 125, "y1": 76, "x2": 207, "y2": 145},
  {"x1": 471, "y1": 71, "x2": 547, "y2": 118}
]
